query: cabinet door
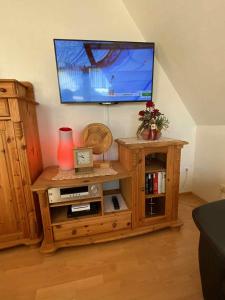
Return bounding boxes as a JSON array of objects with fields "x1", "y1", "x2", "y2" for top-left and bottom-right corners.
[
  {"x1": 138, "y1": 147, "x2": 172, "y2": 225},
  {"x1": 0, "y1": 121, "x2": 25, "y2": 243}
]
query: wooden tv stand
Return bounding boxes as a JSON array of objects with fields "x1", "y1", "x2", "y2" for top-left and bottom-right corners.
[{"x1": 32, "y1": 138, "x2": 187, "y2": 253}]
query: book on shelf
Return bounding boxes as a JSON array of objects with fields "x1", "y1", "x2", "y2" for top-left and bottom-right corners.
[
  {"x1": 153, "y1": 173, "x2": 158, "y2": 194},
  {"x1": 158, "y1": 172, "x2": 162, "y2": 194},
  {"x1": 149, "y1": 174, "x2": 153, "y2": 194},
  {"x1": 161, "y1": 171, "x2": 166, "y2": 193},
  {"x1": 145, "y1": 174, "x2": 149, "y2": 193},
  {"x1": 145, "y1": 173, "x2": 153, "y2": 194}
]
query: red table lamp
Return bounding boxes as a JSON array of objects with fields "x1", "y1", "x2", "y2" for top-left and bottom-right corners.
[{"x1": 57, "y1": 127, "x2": 74, "y2": 170}]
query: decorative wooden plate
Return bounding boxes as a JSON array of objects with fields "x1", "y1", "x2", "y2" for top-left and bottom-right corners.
[{"x1": 81, "y1": 123, "x2": 113, "y2": 155}]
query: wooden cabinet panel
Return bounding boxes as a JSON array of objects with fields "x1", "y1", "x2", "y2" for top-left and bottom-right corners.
[
  {"x1": 17, "y1": 101, "x2": 43, "y2": 183},
  {"x1": 0, "y1": 99, "x2": 9, "y2": 117},
  {"x1": 0, "y1": 122, "x2": 23, "y2": 239}
]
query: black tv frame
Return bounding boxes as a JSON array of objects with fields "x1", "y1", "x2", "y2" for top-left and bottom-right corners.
[{"x1": 53, "y1": 39, "x2": 155, "y2": 105}]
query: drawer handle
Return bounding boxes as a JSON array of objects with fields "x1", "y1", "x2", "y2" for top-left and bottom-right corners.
[
  {"x1": 0, "y1": 88, "x2": 7, "y2": 93},
  {"x1": 72, "y1": 229, "x2": 77, "y2": 235},
  {"x1": 112, "y1": 222, "x2": 117, "y2": 228}
]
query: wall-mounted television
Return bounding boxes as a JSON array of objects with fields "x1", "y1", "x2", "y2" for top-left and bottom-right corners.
[{"x1": 54, "y1": 39, "x2": 155, "y2": 104}]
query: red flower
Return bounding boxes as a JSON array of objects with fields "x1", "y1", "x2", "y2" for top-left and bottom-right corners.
[
  {"x1": 139, "y1": 110, "x2": 145, "y2": 116},
  {"x1": 146, "y1": 101, "x2": 154, "y2": 108},
  {"x1": 152, "y1": 109, "x2": 160, "y2": 116}
]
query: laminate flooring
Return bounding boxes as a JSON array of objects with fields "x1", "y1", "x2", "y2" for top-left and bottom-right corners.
[{"x1": 0, "y1": 194, "x2": 204, "y2": 300}]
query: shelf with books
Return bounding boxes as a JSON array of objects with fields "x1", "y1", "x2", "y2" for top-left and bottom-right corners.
[
  {"x1": 145, "y1": 171, "x2": 166, "y2": 195},
  {"x1": 144, "y1": 152, "x2": 167, "y2": 219}
]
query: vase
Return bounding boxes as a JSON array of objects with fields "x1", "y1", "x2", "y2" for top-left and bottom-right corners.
[
  {"x1": 140, "y1": 129, "x2": 161, "y2": 140},
  {"x1": 140, "y1": 128, "x2": 150, "y2": 140},
  {"x1": 57, "y1": 127, "x2": 74, "y2": 170},
  {"x1": 156, "y1": 130, "x2": 162, "y2": 140}
]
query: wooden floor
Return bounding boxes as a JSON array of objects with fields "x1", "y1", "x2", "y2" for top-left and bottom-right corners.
[{"x1": 0, "y1": 194, "x2": 204, "y2": 300}]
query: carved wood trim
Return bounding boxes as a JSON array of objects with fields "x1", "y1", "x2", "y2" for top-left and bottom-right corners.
[{"x1": 14, "y1": 122, "x2": 23, "y2": 140}]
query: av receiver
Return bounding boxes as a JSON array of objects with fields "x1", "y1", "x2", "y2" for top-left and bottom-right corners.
[{"x1": 48, "y1": 184, "x2": 102, "y2": 204}]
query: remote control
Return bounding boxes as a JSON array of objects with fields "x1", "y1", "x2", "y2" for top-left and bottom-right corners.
[{"x1": 112, "y1": 196, "x2": 120, "y2": 210}]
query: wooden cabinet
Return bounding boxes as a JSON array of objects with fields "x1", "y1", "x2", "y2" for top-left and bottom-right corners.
[
  {"x1": 0, "y1": 80, "x2": 43, "y2": 249},
  {"x1": 32, "y1": 137, "x2": 186, "y2": 254},
  {"x1": 116, "y1": 138, "x2": 187, "y2": 229}
]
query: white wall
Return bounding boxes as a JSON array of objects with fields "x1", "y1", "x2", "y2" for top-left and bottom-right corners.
[
  {"x1": 0, "y1": 0, "x2": 196, "y2": 192},
  {"x1": 153, "y1": 61, "x2": 196, "y2": 192},
  {"x1": 123, "y1": 0, "x2": 225, "y2": 125},
  {"x1": 193, "y1": 126, "x2": 225, "y2": 201}
]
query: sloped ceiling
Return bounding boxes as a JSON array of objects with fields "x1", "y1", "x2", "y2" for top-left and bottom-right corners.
[{"x1": 123, "y1": 0, "x2": 225, "y2": 125}]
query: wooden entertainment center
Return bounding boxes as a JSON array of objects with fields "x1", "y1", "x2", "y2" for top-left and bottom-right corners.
[{"x1": 32, "y1": 138, "x2": 187, "y2": 253}]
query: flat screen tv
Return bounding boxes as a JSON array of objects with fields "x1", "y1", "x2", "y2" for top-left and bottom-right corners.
[{"x1": 54, "y1": 39, "x2": 155, "y2": 104}]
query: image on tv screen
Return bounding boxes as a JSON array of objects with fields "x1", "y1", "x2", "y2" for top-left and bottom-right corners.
[{"x1": 54, "y1": 39, "x2": 154, "y2": 103}]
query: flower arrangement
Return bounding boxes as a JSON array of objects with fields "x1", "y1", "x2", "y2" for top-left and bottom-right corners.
[{"x1": 137, "y1": 101, "x2": 169, "y2": 139}]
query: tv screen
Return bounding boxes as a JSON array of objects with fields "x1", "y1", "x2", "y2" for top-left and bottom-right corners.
[{"x1": 54, "y1": 39, "x2": 155, "y2": 104}]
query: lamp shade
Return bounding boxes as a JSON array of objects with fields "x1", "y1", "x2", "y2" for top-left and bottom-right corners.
[{"x1": 57, "y1": 127, "x2": 74, "y2": 170}]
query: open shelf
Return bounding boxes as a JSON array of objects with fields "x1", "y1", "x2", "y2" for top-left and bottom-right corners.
[
  {"x1": 103, "y1": 193, "x2": 129, "y2": 214},
  {"x1": 102, "y1": 177, "x2": 132, "y2": 216},
  {"x1": 50, "y1": 202, "x2": 102, "y2": 225},
  {"x1": 49, "y1": 197, "x2": 102, "y2": 208}
]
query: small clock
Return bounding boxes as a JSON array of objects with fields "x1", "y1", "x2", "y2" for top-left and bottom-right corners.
[{"x1": 74, "y1": 147, "x2": 93, "y2": 173}]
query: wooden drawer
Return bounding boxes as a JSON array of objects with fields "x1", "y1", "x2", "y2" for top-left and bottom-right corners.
[
  {"x1": 0, "y1": 99, "x2": 10, "y2": 116},
  {"x1": 0, "y1": 81, "x2": 26, "y2": 98},
  {"x1": 53, "y1": 212, "x2": 132, "y2": 241}
]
